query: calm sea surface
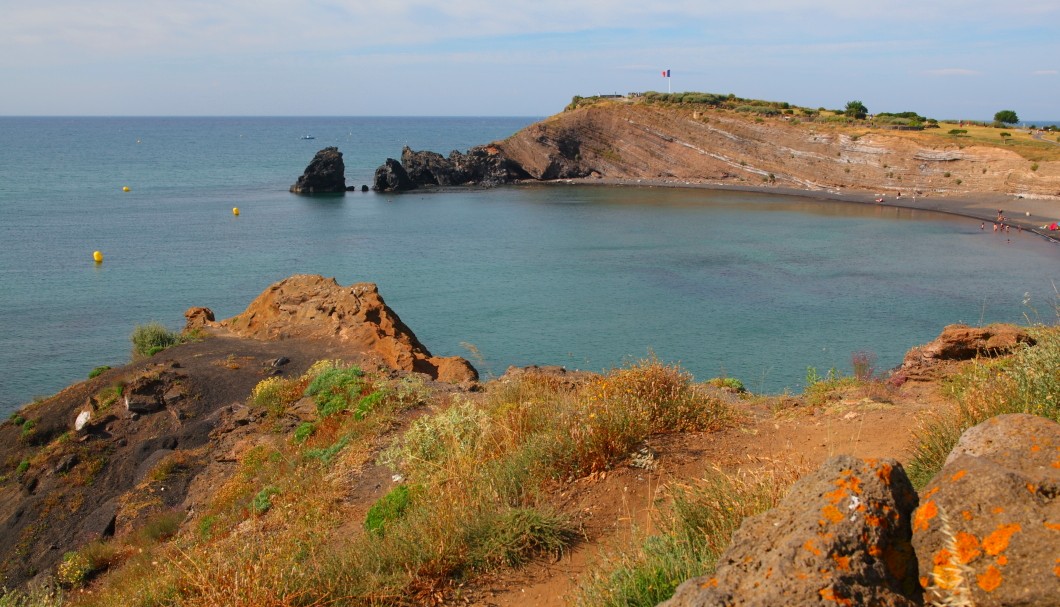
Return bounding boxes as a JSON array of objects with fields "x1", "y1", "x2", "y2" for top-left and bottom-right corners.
[{"x1": 1, "y1": 116, "x2": 1058, "y2": 416}]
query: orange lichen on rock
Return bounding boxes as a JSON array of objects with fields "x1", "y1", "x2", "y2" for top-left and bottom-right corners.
[
  {"x1": 1045, "y1": 522, "x2": 1060, "y2": 532},
  {"x1": 821, "y1": 505, "x2": 845, "y2": 524},
  {"x1": 804, "y1": 539, "x2": 822, "y2": 556},
  {"x1": 997, "y1": 555, "x2": 1008, "y2": 566},
  {"x1": 920, "y1": 576, "x2": 929, "y2": 589},
  {"x1": 949, "y1": 469, "x2": 967, "y2": 481},
  {"x1": 982, "y1": 523, "x2": 1021, "y2": 556},
  {"x1": 824, "y1": 486, "x2": 848, "y2": 505},
  {"x1": 866, "y1": 513, "x2": 886, "y2": 528},
  {"x1": 874, "y1": 461, "x2": 893, "y2": 484},
  {"x1": 923, "y1": 486, "x2": 940, "y2": 499},
  {"x1": 819, "y1": 587, "x2": 854, "y2": 606},
  {"x1": 835, "y1": 471, "x2": 863, "y2": 495},
  {"x1": 954, "y1": 532, "x2": 981, "y2": 564},
  {"x1": 1027, "y1": 483, "x2": 1037, "y2": 494},
  {"x1": 913, "y1": 500, "x2": 938, "y2": 532},
  {"x1": 699, "y1": 577, "x2": 719, "y2": 589},
  {"x1": 931, "y1": 548, "x2": 960, "y2": 590},
  {"x1": 961, "y1": 510, "x2": 974, "y2": 521},
  {"x1": 977, "y1": 564, "x2": 1003, "y2": 592},
  {"x1": 1055, "y1": 558, "x2": 1060, "y2": 577},
  {"x1": 832, "y1": 554, "x2": 851, "y2": 571}
]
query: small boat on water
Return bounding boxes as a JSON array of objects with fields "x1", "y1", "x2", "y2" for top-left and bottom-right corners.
[{"x1": 301, "y1": 135, "x2": 315, "y2": 140}]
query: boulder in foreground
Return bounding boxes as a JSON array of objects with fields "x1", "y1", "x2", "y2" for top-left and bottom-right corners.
[
  {"x1": 912, "y1": 413, "x2": 1060, "y2": 607},
  {"x1": 662, "y1": 455, "x2": 922, "y2": 607}
]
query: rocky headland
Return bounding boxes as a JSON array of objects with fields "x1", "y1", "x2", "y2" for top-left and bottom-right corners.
[{"x1": 372, "y1": 97, "x2": 1060, "y2": 234}]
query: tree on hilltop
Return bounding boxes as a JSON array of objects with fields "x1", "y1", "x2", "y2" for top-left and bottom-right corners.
[
  {"x1": 845, "y1": 100, "x2": 868, "y2": 120},
  {"x1": 994, "y1": 110, "x2": 1019, "y2": 125}
]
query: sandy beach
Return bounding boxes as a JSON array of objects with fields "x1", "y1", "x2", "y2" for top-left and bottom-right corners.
[{"x1": 547, "y1": 176, "x2": 1060, "y2": 243}]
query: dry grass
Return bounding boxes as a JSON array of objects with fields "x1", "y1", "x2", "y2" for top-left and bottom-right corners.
[
  {"x1": 906, "y1": 325, "x2": 1060, "y2": 488},
  {"x1": 69, "y1": 358, "x2": 733, "y2": 606},
  {"x1": 574, "y1": 465, "x2": 802, "y2": 607}
]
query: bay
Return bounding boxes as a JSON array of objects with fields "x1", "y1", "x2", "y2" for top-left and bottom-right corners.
[{"x1": 1, "y1": 116, "x2": 1057, "y2": 416}]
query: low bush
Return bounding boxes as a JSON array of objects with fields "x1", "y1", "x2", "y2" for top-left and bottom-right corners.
[
  {"x1": 0, "y1": 586, "x2": 63, "y2": 607},
  {"x1": 88, "y1": 365, "x2": 111, "y2": 379},
  {"x1": 707, "y1": 377, "x2": 745, "y2": 392},
  {"x1": 130, "y1": 323, "x2": 182, "y2": 359},
  {"x1": 305, "y1": 364, "x2": 367, "y2": 418}
]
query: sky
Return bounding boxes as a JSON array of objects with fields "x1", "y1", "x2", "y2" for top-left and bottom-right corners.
[{"x1": 2, "y1": 0, "x2": 1058, "y2": 120}]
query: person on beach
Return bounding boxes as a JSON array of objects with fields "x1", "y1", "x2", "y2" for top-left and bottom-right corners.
[{"x1": 980, "y1": 223, "x2": 985, "y2": 230}]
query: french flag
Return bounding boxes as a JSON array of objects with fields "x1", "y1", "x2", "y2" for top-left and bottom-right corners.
[{"x1": 662, "y1": 69, "x2": 671, "y2": 77}]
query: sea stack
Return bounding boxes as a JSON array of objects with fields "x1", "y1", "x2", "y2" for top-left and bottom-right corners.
[{"x1": 290, "y1": 146, "x2": 347, "y2": 193}]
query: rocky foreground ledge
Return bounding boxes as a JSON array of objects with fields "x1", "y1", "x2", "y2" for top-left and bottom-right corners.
[
  {"x1": 661, "y1": 413, "x2": 1060, "y2": 607},
  {"x1": 0, "y1": 275, "x2": 475, "y2": 588}
]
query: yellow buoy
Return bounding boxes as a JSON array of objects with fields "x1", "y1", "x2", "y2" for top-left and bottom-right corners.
[
  {"x1": 122, "y1": 186, "x2": 130, "y2": 192},
  {"x1": 93, "y1": 251, "x2": 103, "y2": 263},
  {"x1": 232, "y1": 207, "x2": 240, "y2": 216}
]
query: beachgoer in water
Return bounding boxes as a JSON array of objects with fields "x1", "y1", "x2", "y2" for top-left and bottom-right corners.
[
  {"x1": 980, "y1": 223, "x2": 985, "y2": 230},
  {"x1": 993, "y1": 223, "x2": 999, "y2": 232}
]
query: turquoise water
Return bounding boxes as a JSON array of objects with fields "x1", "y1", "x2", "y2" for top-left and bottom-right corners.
[{"x1": 1, "y1": 117, "x2": 1058, "y2": 415}]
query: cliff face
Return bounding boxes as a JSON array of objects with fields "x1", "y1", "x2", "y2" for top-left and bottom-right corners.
[{"x1": 377, "y1": 101, "x2": 1060, "y2": 200}]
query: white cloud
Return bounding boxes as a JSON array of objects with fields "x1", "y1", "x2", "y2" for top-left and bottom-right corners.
[{"x1": 1032, "y1": 69, "x2": 1058, "y2": 76}]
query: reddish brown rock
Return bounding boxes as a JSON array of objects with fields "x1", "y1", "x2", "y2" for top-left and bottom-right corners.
[
  {"x1": 661, "y1": 455, "x2": 921, "y2": 607},
  {"x1": 183, "y1": 306, "x2": 216, "y2": 331},
  {"x1": 912, "y1": 414, "x2": 1060, "y2": 607},
  {"x1": 902, "y1": 324, "x2": 1034, "y2": 371},
  {"x1": 218, "y1": 275, "x2": 477, "y2": 383}
]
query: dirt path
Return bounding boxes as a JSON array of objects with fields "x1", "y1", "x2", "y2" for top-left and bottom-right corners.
[{"x1": 466, "y1": 377, "x2": 949, "y2": 606}]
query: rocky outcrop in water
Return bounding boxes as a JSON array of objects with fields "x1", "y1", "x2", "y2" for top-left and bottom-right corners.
[
  {"x1": 660, "y1": 414, "x2": 1060, "y2": 607},
  {"x1": 290, "y1": 146, "x2": 347, "y2": 194},
  {"x1": 372, "y1": 145, "x2": 532, "y2": 192},
  {"x1": 218, "y1": 274, "x2": 478, "y2": 384},
  {"x1": 373, "y1": 158, "x2": 415, "y2": 192}
]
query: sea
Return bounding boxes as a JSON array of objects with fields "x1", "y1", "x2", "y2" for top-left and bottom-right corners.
[{"x1": 1, "y1": 116, "x2": 1059, "y2": 417}]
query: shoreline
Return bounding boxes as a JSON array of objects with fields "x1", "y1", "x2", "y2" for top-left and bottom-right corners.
[{"x1": 529, "y1": 177, "x2": 1060, "y2": 244}]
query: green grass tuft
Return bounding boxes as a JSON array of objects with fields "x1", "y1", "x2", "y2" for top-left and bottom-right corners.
[
  {"x1": 130, "y1": 322, "x2": 183, "y2": 359},
  {"x1": 365, "y1": 484, "x2": 413, "y2": 536}
]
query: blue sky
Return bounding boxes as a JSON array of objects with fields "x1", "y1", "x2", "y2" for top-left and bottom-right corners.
[{"x1": 2, "y1": 0, "x2": 1058, "y2": 120}]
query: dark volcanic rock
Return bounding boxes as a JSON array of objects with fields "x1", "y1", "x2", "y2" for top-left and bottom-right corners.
[
  {"x1": 662, "y1": 455, "x2": 922, "y2": 607},
  {"x1": 373, "y1": 158, "x2": 414, "y2": 192},
  {"x1": 402, "y1": 147, "x2": 458, "y2": 186},
  {"x1": 912, "y1": 414, "x2": 1060, "y2": 607},
  {"x1": 373, "y1": 145, "x2": 532, "y2": 192},
  {"x1": 290, "y1": 146, "x2": 347, "y2": 194}
]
